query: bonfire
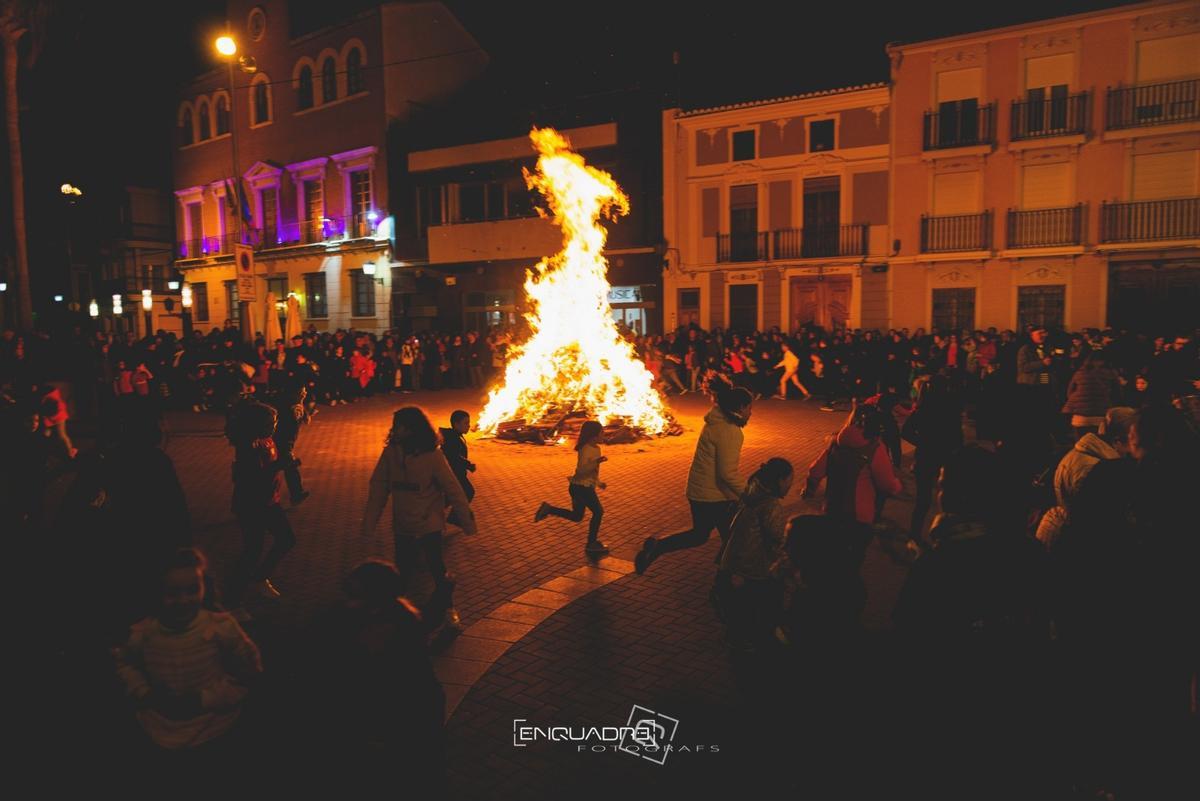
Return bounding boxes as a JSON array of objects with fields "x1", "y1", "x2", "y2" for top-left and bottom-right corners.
[{"x1": 477, "y1": 128, "x2": 675, "y2": 443}]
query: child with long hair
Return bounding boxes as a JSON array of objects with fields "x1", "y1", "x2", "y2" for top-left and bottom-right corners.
[
  {"x1": 534, "y1": 420, "x2": 609, "y2": 557},
  {"x1": 362, "y1": 406, "x2": 476, "y2": 633}
]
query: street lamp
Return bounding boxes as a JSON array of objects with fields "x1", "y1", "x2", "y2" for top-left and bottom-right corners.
[
  {"x1": 181, "y1": 282, "x2": 194, "y2": 338},
  {"x1": 88, "y1": 299, "x2": 99, "y2": 318},
  {"x1": 142, "y1": 288, "x2": 153, "y2": 336},
  {"x1": 215, "y1": 33, "x2": 257, "y2": 344},
  {"x1": 112, "y1": 293, "x2": 123, "y2": 315}
]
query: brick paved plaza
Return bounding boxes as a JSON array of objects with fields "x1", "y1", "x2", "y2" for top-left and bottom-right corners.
[{"x1": 152, "y1": 389, "x2": 915, "y2": 797}]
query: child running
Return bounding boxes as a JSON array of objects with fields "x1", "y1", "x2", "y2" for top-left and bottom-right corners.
[{"x1": 534, "y1": 420, "x2": 609, "y2": 558}]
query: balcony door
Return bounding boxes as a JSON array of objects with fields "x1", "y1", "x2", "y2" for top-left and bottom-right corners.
[
  {"x1": 802, "y1": 177, "x2": 840, "y2": 258},
  {"x1": 729, "y1": 184, "x2": 758, "y2": 261}
]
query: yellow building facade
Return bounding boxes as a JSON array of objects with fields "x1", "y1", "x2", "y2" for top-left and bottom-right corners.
[{"x1": 887, "y1": 0, "x2": 1200, "y2": 334}]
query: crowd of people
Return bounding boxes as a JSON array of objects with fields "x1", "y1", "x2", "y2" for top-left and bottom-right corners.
[{"x1": 5, "y1": 316, "x2": 1198, "y2": 795}]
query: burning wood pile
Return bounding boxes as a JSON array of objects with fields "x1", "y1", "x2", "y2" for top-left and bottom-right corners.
[{"x1": 476, "y1": 128, "x2": 673, "y2": 442}]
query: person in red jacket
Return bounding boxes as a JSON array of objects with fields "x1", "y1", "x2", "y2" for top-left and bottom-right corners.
[{"x1": 802, "y1": 401, "x2": 902, "y2": 525}]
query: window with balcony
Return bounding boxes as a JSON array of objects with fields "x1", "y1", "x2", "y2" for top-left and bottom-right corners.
[
  {"x1": 304, "y1": 273, "x2": 327, "y2": 318},
  {"x1": 1101, "y1": 150, "x2": 1200, "y2": 242},
  {"x1": 417, "y1": 185, "x2": 443, "y2": 235},
  {"x1": 1107, "y1": 33, "x2": 1200, "y2": 130},
  {"x1": 350, "y1": 170, "x2": 372, "y2": 232},
  {"x1": 505, "y1": 180, "x2": 534, "y2": 219},
  {"x1": 351, "y1": 269, "x2": 375, "y2": 317},
  {"x1": 809, "y1": 119, "x2": 835, "y2": 152},
  {"x1": 259, "y1": 187, "x2": 279, "y2": 243},
  {"x1": 458, "y1": 183, "x2": 485, "y2": 223},
  {"x1": 732, "y1": 130, "x2": 756, "y2": 161},
  {"x1": 303, "y1": 179, "x2": 323, "y2": 241},
  {"x1": 192, "y1": 282, "x2": 209, "y2": 322}
]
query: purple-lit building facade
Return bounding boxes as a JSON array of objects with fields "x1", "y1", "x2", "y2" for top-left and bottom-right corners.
[{"x1": 171, "y1": 0, "x2": 486, "y2": 334}]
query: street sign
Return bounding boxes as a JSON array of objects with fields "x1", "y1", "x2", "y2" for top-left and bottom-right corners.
[{"x1": 235, "y1": 244, "x2": 257, "y2": 301}]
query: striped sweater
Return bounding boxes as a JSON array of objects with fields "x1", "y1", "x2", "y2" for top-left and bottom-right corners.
[{"x1": 114, "y1": 610, "x2": 262, "y2": 749}]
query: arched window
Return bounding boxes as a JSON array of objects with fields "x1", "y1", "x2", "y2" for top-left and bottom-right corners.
[
  {"x1": 251, "y1": 74, "x2": 272, "y2": 126},
  {"x1": 346, "y1": 48, "x2": 364, "y2": 95},
  {"x1": 297, "y1": 65, "x2": 314, "y2": 110},
  {"x1": 321, "y1": 56, "x2": 337, "y2": 104},
  {"x1": 197, "y1": 99, "x2": 211, "y2": 140},
  {"x1": 215, "y1": 95, "x2": 229, "y2": 135},
  {"x1": 180, "y1": 107, "x2": 194, "y2": 146}
]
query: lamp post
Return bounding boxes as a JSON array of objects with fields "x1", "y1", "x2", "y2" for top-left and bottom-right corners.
[
  {"x1": 142, "y1": 288, "x2": 153, "y2": 336},
  {"x1": 215, "y1": 34, "x2": 257, "y2": 344},
  {"x1": 181, "y1": 282, "x2": 194, "y2": 338}
]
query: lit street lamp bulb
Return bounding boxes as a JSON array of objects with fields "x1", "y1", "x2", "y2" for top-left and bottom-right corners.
[
  {"x1": 215, "y1": 35, "x2": 237, "y2": 56},
  {"x1": 88, "y1": 300, "x2": 99, "y2": 318},
  {"x1": 181, "y1": 284, "x2": 193, "y2": 308},
  {"x1": 142, "y1": 288, "x2": 153, "y2": 311},
  {"x1": 54, "y1": 294, "x2": 64, "y2": 302}
]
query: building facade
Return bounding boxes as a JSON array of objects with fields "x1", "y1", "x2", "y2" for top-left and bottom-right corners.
[
  {"x1": 887, "y1": 0, "x2": 1200, "y2": 334},
  {"x1": 401, "y1": 116, "x2": 664, "y2": 334},
  {"x1": 661, "y1": 84, "x2": 891, "y2": 334},
  {"x1": 171, "y1": 0, "x2": 486, "y2": 336}
]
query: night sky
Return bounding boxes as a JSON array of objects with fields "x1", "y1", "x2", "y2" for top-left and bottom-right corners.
[{"x1": 3, "y1": 0, "x2": 1130, "y2": 264}]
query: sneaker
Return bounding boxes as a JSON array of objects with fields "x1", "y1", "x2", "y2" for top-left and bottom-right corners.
[
  {"x1": 634, "y1": 537, "x2": 656, "y2": 575},
  {"x1": 442, "y1": 607, "x2": 465, "y2": 634},
  {"x1": 771, "y1": 394, "x2": 787, "y2": 400},
  {"x1": 534, "y1": 502, "x2": 551, "y2": 523},
  {"x1": 256, "y1": 579, "x2": 282, "y2": 599},
  {"x1": 585, "y1": 540, "x2": 610, "y2": 557},
  {"x1": 292, "y1": 490, "x2": 311, "y2": 506},
  {"x1": 819, "y1": 404, "x2": 837, "y2": 412}
]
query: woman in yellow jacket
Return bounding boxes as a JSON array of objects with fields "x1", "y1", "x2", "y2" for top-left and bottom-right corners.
[{"x1": 362, "y1": 406, "x2": 477, "y2": 631}]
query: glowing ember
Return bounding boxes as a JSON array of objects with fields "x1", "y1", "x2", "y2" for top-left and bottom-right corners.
[{"x1": 477, "y1": 128, "x2": 669, "y2": 437}]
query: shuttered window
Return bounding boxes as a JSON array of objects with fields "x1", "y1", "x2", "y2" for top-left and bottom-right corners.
[
  {"x1": 1132, "y1": 151, "x2": 1198, "y2": 200},
  {"x1": 937, "y1": 68, "x2": 982, "y2": 103},
  {"x1": 1136, "y1": 33, "x2": 1200, "y2": 83},
  {"x1": 1021, "y1": 162, "x2": 1072, "y2": 209},
  {"x1": 1025, "y1": 53, "x2": 1073, "y2": 90},
  {"x1": 933, "y1": 171, "x2": 981, "y2": 215}
]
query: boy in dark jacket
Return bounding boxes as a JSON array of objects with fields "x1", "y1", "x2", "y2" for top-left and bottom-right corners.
[
  {"x1": 440, "y1": 410, "x2": 475, "y2": 528},
  {"x1": 272, "y1": 384, "x2": 310, "y2": 505},
  {"x1": 225, "y1": 400, "x2": 296, "y2": 614}
]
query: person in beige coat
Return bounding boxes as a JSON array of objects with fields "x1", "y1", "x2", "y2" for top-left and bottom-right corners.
[{"x1": 362, "y1": 406, "x2": 477, "y2": 631}]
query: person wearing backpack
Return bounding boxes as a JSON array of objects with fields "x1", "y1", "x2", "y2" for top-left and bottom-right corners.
[{"x1": 802, "y1": 401, "x2": 901, "y2": 525}]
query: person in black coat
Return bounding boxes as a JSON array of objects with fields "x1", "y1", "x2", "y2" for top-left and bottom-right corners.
[
  {"x1": 439, "y1": 410, "x2": 475, "y2": 528},
  {"x1": 272, "y1": 384, "x2": 309, "y2": 505}
]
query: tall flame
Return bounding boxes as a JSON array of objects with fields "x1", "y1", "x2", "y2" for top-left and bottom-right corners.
[{"x1": 477, "y1": 128, "x2": 668, "y2": 435}]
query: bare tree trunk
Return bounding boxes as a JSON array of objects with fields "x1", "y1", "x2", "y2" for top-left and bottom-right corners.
[{"x1": 3, "y1": 29, "x2": 33, "y2": 330}]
